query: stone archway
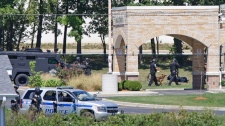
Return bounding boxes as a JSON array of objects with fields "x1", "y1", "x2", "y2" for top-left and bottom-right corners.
[{"x1": 112, "y1": 6, "x2": 221, "y2": 89}]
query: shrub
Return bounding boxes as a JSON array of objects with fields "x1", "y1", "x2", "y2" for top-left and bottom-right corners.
[
  {"x1": 67, "y1": 74, "x2": 102, "y2": 91},
  {"x1": 124, "y1": 80, "x2": 142, "y2": 91},
  {"x1": 221, "y1": 80, "x2": 225, "y2": 86},
  {"x1": 6, "y1": 109, "x2": 225, "y2": 126},
  {"x1": 42, "y1": 79, "x2": 66, "y2": 87},
  {"x1": 55, "y1": 65, "x2": 84, "y2": 82},
  {"x1": 28, "y1": 61, "x2": 43, "y2": 87},
  {"x1": 118, "y1": 80, "x2": 126, "y2": 91}
]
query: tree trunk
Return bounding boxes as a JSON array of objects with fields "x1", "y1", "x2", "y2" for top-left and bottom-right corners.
[
  {"x1": 100, "y1": 35, "x2": 107, "y2": 62},
  {"x1": 17, "y1": 21, "x2": 25, "y2": 51},
  {"x1": 54, "y1": 3, "x2": 58, "y2": 52},
  {"x1": 36, "y1": 0, "x2": 43, "y2": 48},
  {"x1": 151, "y1": 38, "x2": 156, "y2": 58},
  {"x1": 9, "y1": 19, "x2": 14, "y2": 51},
  {"x1": 2, "y1": 28, "x2": 4, "y2": 50},
  {"x1": 76, "y1": 0, "x2": 82, "y2": 59},
  {"x1": 174, "y1": 38, "x2": 182, "y2": 64},
  {"x1": 63, "y1": 0, "x2": 69, "y2": 54},
  {"x1": 156, "y1": 37, "x2": 159, "y2": 56},
  {"x1": 139, "y1": 45, "x2": 142, "y2": 64},
  {"x1": 31, "y1": 23, "x2": 36, "y2": 48}
]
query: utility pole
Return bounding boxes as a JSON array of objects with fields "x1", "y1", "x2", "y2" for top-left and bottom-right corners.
[{"x1": 108, "y1": 0, "x2": 112, "y2": 73}]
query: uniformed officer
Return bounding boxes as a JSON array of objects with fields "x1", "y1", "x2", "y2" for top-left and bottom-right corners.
[
  {"x1": 11, "y1": 85, "x2": 20, "y2": 114},
  {"x1": 29, "y1": 87, "x2": 42, "y2": 114},
  {"x1": 83, "y1": 58, "x2": 92, "y2": 76},
  {"x1": 148, "y1": 59, "x2": 160, "y2": 86},
  {"x1": 168, "y1": 58, "x2": 180, "y2": 86},
  {"x1": 75, "y1": 57, "x2": 81, "y2": 66}
]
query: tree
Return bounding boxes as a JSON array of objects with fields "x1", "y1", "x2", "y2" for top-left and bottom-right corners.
[
  {"x1": 87, "y1": 0, "x2": 108, "y2": 61},
  {"x1": 36, "y1": 0, "x2": 44, "y2": 48}
]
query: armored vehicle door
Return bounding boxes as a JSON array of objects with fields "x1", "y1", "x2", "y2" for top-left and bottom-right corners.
[
  {"x1": 35, "y1": 57, "x2": 48, "y2": 72},
  {"x1": 36, "y1": 57, "x2": 58, "y2": 72}
]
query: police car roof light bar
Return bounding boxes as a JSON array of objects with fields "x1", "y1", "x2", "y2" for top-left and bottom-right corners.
[{"x1": 57, "y1": 86, "x2": 74, "y2": 89}]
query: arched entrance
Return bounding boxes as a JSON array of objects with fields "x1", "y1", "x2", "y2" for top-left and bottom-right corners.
[{"x1": 112, "y1": 6, "x2": 221, "y2": 89}]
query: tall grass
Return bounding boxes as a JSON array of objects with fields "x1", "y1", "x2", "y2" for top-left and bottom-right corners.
[
  {"x1": 40, "y1": 73, "x2": 60, "y2": 81},
  {"x1": 67, "y1": 73, "x2": 102, "y2": 91}
]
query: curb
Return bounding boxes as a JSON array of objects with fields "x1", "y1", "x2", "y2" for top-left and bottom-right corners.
[{"x1": 89, "y1": 91, "x2": 159, "y2": 97}]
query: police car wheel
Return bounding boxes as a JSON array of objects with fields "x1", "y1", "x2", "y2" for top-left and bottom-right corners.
[
  {"x1": 81, "y1": 111, "x2": 94, "y2": 119},
  {"x1": 15, "y1": 74, "x2": 29, "y2": 86}
]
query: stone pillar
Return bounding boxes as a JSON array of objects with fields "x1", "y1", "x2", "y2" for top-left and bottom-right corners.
[
  {"x1": 125, "y1": 46, "x2": 139, "y2": 80},
  {"x1": 113, "y1": 47, "x2": 126, "y2": 82},
  {"x1": 192, "y1": 41, "x2": 205, "y2": 89},
  {"x1": 206, "y1": 45, "x2": 220, "y2": 89}
]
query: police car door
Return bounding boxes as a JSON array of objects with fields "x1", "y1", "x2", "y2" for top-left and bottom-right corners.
[
  {"x1": 42, "y1": 90, "x2": 56, "y2": 116},
  {"x1": 57, "y1": 91, "x2": 73, "y2": 115}
]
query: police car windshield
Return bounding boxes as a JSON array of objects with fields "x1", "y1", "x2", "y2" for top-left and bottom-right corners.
[{"x1": 72, "y1": 91, "x2": 95, "y2": 101}]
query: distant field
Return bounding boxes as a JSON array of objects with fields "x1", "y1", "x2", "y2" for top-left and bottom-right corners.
[{"x1": 20, "y1": 42, "x2": 192, "y2": 50}]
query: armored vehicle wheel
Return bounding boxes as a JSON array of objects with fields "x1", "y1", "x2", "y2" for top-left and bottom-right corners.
[
  {"x1": 15, "y1": 74, "x2": 29, "y2": 86},
  {"x1": 81, "y1": 111, "x2": 95, "y2": 119}
]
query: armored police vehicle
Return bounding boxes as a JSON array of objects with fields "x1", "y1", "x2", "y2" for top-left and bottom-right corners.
[
  {"x1": 20, "y1": 87, "x2": 120, "y2": 120},
  {"x1": 0, "y1": 48, "x2": 64, "y2": 86}
]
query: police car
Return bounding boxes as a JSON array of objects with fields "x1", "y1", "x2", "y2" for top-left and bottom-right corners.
[{"x1": 20, "y1": 86, "x2": 120, "y2": 120}]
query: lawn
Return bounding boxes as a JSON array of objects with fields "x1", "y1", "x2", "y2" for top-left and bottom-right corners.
[
  {"x1": 89, "y1": 54, "x2": 195, "y2": 90},
  {"x1": 107, "y1": 93, "x2": 225, "y2": 107}
]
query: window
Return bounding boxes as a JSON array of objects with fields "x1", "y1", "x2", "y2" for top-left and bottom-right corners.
[
  {"x1": 58, "y1": 91, "x2": 73, "y2": 102},
  {"x1": 48, "y1": 58, "x2": 58, "y2": 64},
  {"x1": 23, "y1": 90, "x2": 43, "y2": 99},
  {"x1": 8, "y1": 55, "x2": 17, "y2": 59},
  {"x1": 26, "y1": 56, "x2": 36, "y2": 60},
  {"x1": 43, "y1": 91, "x2": 56, "y2": 101}
]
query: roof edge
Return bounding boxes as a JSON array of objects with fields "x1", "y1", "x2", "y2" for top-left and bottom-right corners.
[{"x1": 112, "y1": 6, "x2": 219, "y2": 11}]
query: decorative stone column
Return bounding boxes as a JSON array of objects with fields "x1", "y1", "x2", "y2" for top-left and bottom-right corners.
[
  {"x1": 206, "y1": 45, "x2": 220, "y2": 89},
  {"x1": 113, "y1": 47, "x2": 126, "y2": 82},
  {"x1": 192, "y1": 41, "x2": 205, "y2": 89},
  {"x1": 125, "y1": 45, "x2": 139, "y2": 80}
]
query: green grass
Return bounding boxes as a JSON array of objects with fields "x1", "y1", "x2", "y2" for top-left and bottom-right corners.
[{"x1": 107, "y1": 93, "x2": 225, "y2": 107}]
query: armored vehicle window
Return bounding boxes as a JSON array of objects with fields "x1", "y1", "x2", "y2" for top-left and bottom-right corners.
[
  {"x1": 26, "y1": 56, "x2": 36, "y2": 60},
  {"x1": 43, "y1": 91, "x2": 56, "y2": 101},
  {"x1": 48, "y1": 58, "x2": 58, "y2": 64},
  {"x1": 23, "y1": 90, "x2": 43, "y2": 99},
  {"x1": 8, "y1": 55, "x2": 17, "y2": 59}
]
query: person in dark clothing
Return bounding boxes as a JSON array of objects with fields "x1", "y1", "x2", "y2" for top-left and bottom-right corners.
[
  {"x1": 83, "y1": 58, "x2": 92, "y2": 76},
  {"x1": 52, "y1": 92, "x2": 57, "y2": 113},
  {"x1": 29, "y1": 87, "x2": 42, "y2": 114},
  {"x1": 148, "y1": 59, "x2": 160, "y2": 86},
  {"x1": 11, "y1": 85, "x2": 20, "y2": 114},
  {"x1": 168, "y1": 58, "x2": 180, "y2": 86}
]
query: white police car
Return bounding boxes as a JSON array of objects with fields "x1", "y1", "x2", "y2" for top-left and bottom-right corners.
[{"x1": 20, "y1": 86, "x2": 120, "y2": 120}]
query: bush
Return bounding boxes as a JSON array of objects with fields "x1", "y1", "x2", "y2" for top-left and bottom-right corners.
[
  {"x1": 28, "y1": 61, "x2": 43, "y2": 87},
  {"x1": 118, "y1": 80, "x2": 126, "y2": 91},
  {"x1": 67, "y1": 74, "x2": 102, "y2": 91},
  {"x1": 6, "y1": 109, "x2": 225, "y2": 126},
  {"x1": 124, "y1": 80, "x2": 142, "y2": 91},
  {"x1": 42, "y1": 79, "x2": 66, "y2": 87},
  {"x1": 222, "y1": 80, "x2": 225, "y2": 86}
]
